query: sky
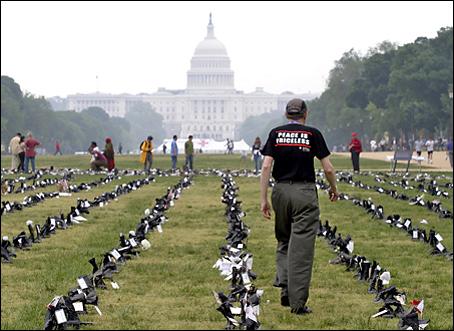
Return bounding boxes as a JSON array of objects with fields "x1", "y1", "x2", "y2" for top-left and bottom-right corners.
[{"x1": 1, "y1": 1, "x2": 453, "y2": 98}]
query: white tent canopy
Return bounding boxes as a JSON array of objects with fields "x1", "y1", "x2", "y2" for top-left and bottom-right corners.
[{"x1": 156, "y1": 138, "x2": 251, "y2": 154}]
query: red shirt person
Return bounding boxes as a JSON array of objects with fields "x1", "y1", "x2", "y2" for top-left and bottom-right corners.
[
  {"x1": 55, "y1": 141, "x2": 62, "y2": 155},
  {"x1": 104, "y1": 137, "x2": 115, "y2": 171},
  {"x1": 348, "y1": 132, "x2": 362, "y2": 173},
  {"x1": 24, "y1": 132, "x2": 41, "y2": 173}
]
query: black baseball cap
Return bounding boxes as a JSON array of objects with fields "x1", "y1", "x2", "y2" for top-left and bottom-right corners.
[{"x1": 286, "y1": 98, "x2": 307, "y2": 115}]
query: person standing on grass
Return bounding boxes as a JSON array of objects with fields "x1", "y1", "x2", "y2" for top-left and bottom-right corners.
[
  {"x1": 24, "y1": 132, "x2": 40, "y2": 173},
  {"x1": 446, "y1": 137, "x2": 453, "y2": 169},
  {"x1": 140, "y1": 136, "x2": 153, "y2": 173},
  {"x1": 260, "y1": 98, "x2": 339, "y2": 316},
  {"x1": 17, "y1": 134, "x2": 26, "y2": 172},
  {"x1": 348, "y1": 132, "x2": 362, "y2": 173},
  {"x1": 104, "y1": 137, "x2": 115, "y2": 171},
  {"x1": 185, "y1": 135, "x2": 194, "y2": 171},
  {"x1": 252, "y1": 136, "x2": 262, "y2": 174},
  {"x1": 55, "y1": 140, "x2": 62, "y2": 155},
  {"x1": 170, "y1": 135, "x2": 178, "y2": 171},
  {"x1": 9, "y1": 132, "x2": 22, "y2": 171}
]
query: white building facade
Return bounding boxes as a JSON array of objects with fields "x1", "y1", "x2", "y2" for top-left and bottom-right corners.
[{"x1": 66, "y1": 15, "x2": 316, "y2": 140}]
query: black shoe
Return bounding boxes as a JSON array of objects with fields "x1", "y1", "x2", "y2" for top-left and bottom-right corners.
[
  {"x1": 281, "y1": 296, "x2": 290, "y2": 307},
  {"x1": 291, "y1": 306, "x2": 312, "y2": 315}
]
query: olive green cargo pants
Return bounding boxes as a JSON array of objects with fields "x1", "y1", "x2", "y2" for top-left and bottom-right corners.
[{"x1": 271, "y1": 182, "x2": 319, "y2": 310}]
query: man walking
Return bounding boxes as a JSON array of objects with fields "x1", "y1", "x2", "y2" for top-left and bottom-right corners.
[
  {"x1": 185, "y1": 135, "x2": 194, "y2": 171},
  {"x1": 260, "y1": 98, "x2": 339, "y2": 315},
  {"x1": 171, "y1": 135, "x2": 178, "y2": 171}
]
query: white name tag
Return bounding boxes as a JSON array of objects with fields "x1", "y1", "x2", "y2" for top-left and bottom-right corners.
[
  {"x1": 77, "y1": 277, "x2": 88, "y2": 290},
  {"x1": 129, "y1": 238, "x2": 137, "y2": 247},
  {"x1": 412, "y1": 230, "x2": 418, "y2": 239},
  {"x1": 242, "y1": 272, "x2": 251, "y2": 285},
  {"x1": 55, "y1": 309, "x2": 67, "y2": 324},
  {"x1": 72, "y1": 301, "x2": 84, "y2": 312},
  {"x1": 110, "y1": 249, "x2": 121, "y2": 260},
  {"x1": 230, "y1": 307, "x2": 242, "y2": 315},
  {"x1": 347, "y1": 241, "x2": 354, "y2": 254},
  {"x1": 246, "y1": 256, "x2": 253, "y2": 270},
  {"x1": 436, "y1": 243, "x2": 445, "y2": 252},
  {"x1": 404, "y1": 220, "x2": 411, "y2": 228},
  {"x1": 435, "y1": 233, "x2": 443, "y2": 242},
  {"x1": 6, "y1": 204, "x2": 11, "y2": 211}
]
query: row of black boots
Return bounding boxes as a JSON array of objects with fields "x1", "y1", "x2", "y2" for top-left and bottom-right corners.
[
  {"x1": 212, "y1": 171, "x2": 263, "y2": 330},
  {"x1": 43, "y1": 174, "x2": 193, "y2": 330}
]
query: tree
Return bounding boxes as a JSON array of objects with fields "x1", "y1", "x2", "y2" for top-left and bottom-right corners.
[
  {"x1": 239, "y1": 111, "x2": 286, "y2": 145},
  {"x1": 124, "y1": 101, "x2": 165, "y2": 148}
]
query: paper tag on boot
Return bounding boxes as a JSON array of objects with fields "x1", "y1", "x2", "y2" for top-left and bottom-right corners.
[
  {"x1": 77, "y1": 277, "x2": 88, "y2": 290},
  {"x1": 435, "y1": 233, "x2": 443, "y2": 242},
  {"x1": 72, "y1": 301, "x2": 84, "y2": 312},
  {"x1": 55, "y1": 309, "x2": 67, "y2": 324},
  {"x1": 347, "y1": 240, "x2": 354, "y2": 254},
  {"x1": 110, "y1": 249, "x2": 121, "y2": 260},
  {"x1": 436, "y1": 243, "x2": 445, "y2": 252}
]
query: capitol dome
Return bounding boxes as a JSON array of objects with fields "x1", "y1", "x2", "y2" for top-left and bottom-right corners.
[
  {"x1": 194, "y1": 38, "x2": 228, "y2": 56},
  {"x1": 186, "y1": 14, "x2": 235, "y2": 92}
]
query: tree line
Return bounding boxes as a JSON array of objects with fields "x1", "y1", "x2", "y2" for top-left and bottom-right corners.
[
  {"x1": 1, "y1": 76, "x2": 165, "y2": 154},
  {"x1": 240, "y1": 27, "x2": 453, "y2": 149}
]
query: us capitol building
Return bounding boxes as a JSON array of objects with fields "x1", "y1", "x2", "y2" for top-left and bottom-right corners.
[{"x1": 66, "y1": 15, "x2": 316, "y2": 140}]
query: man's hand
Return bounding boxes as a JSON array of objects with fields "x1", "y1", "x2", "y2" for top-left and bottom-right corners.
[
  {"x1": 328, "y1": 187, "x2": 339, "y2": 202},
  {"x1": 261, "y1": 200, "x2": 272, "y2": 219}
]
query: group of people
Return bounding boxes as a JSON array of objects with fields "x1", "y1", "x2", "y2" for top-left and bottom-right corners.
[
  {"x1": 9, "y1": 132, "x2": 41, "y2": 173},
  {"x1": 139, "y1": 135, "x2": 194, "y2": 172}
]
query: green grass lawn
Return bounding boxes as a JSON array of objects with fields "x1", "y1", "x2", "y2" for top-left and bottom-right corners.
[
  {"x1": 1, "y1": 153, "x2": 429, "y2": 173},
  {"x1": 1, "y1": 155, "x2": 452, "y2": 330}
]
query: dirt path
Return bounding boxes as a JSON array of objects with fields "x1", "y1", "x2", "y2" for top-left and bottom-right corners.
[{"x1": 334, "y1": 151, "x2": 453, "y2": 172}]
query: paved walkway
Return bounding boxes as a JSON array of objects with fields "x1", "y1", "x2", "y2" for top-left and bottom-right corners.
[{"x1": 334, "y1": 151, "x2": 453, "y2": 172}]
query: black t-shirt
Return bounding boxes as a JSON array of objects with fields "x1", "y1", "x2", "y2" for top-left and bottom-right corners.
[{"x1": 261, "y1": 123, "x2": 330, "y2": 182}]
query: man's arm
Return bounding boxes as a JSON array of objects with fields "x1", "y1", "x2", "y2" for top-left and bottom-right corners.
[
  {"x1": 319, "y1": 156, "x2": 339, "y2": 201},
  {"x1": 260, "y1": 156, "x2": 274, "y2": 219}
]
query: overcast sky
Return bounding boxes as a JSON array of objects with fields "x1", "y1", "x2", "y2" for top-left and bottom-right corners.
[{"x1": 1, "y1": 1, "x2": 452, "y2": 98}]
